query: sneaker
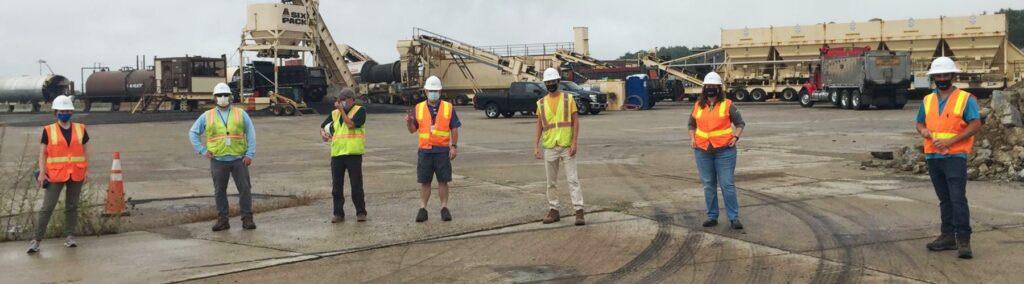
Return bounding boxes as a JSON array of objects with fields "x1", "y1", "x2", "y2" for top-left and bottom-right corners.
[
  {"x1": 241, "y1": 216, "x2": 257, "y2": 230},
  {"x1": 957, "y1": 235, "x2": 973, "y2": 259},
  {"x1": 64, "y1": 236, "x2": 78, "y2": 248},
  {"x1": 212, "y1": 218, "x2": 231, "y2": 232},
  {"x1": 356, "y1": 214, "x2": 367, "y2": 222},
  {"x1": 331, "y1": 215, "x2": 345, "y2": 223},
  {"x1": 416, "y1": 208, "x2": 428, "y2": 222},
  {"x1": 702, "y1": 219, "x2": 718, "y2": 227},
  {"x1": 26, "y1": 240, "x2": 40, "y2": 254},
  {"x1": 926, "y1": 234, "x2": 957, "y2": 251},
  {"x1": 440, "y1": 208, "x2": 452, "y2": 222},
  {"x1": 574, "y1": 209, "x2": 586, "y2": 226},
  {"x1": 542, "y1": 209, "x2": 560, "y2": 224},
  {"x1": 730, "y1": 220, "x2": 744, "y2": 230}
]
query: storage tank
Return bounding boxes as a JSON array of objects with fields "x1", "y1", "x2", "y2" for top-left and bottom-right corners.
[
  {"x1": 84, "y1": 69, "x2": 156, "y2": 102},
  {"x1": 0, "y1": 75, "x2": 71, "y2": 103}
]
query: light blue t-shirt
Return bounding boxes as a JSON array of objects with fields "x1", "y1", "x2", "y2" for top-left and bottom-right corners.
[
  {"x1": 188, "y1": 108, "x2": 256, "y2": 161},
  {"x1": 916, "y1": 90, "x2": 979, "y2": 160}
]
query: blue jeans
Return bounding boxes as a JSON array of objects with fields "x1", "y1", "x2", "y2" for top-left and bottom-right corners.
[
  {"x1": 926, "y1": 157, "x2": 971, "y2": 237},
  {"x1": 694, "y1": 147, "x2": 739, "y2": 221}
]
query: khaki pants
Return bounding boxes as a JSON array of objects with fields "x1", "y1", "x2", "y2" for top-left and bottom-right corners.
[{"x1": 544, "y1": 147, "x2": 584, "y2": 210}]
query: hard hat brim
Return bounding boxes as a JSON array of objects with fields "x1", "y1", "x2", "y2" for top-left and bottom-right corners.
[{"x1": 926, "y1": 69, "x2": 961, "y2": 75}]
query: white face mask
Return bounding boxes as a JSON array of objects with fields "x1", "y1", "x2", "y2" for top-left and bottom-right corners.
[
  {"x1": 427, "y1": 91, "x2": 440, "y2": 102},
  {"x1": 340, "y1": 100, "x2": 349, "y2": 110},
  {"x1": 216, "y1": 96, "x2": 231, "y2": 107}
]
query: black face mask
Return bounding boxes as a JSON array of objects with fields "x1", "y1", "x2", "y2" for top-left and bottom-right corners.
[
  {"x1": 546, "y1": 84, "x2": 559, "y2": 93},
  {"x1": 703, "y1": 88, "x2": 720, "y2": 97},
  {"x1": 935, "y1": 79, "x2": 953, "y2": 91}
]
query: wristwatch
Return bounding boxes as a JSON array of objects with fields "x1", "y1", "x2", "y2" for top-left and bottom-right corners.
[{"x1": 451, "y1": 144, "x2": 458, "y2": 149}]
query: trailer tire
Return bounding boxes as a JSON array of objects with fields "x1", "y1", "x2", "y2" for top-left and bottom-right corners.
[
  {"x1": 455, "y1": 95, "x2": 470, "y2": 106},
  {"x1": 270, "y1": 105, "x2": 283, "y2": 116},
  {"x1": 781, "y1": 88, "x2": 798, "y2": 101},
  {"x1": 840, "y1": 90, "x2": 853, "y2": 109},
  {"x1": 284, "y1": 105, "x2": 296, "y2": 116},
  {"x1": 799, "y1": 92, "x2": 815, "y2": 108},
  {"x1": 502, "y1": 112, "x2": 515, "y2": 118},
  {"x1": 829, "y1": 90, "x2": 841, "y2": 107},
  {"x1": 733, "y1": 89, "x2": 751, "y2": 102},
  {"x1": 751, "y1": 88, "x2": 767, "y2": 102},
  {"x1": 851, "y1": 90, "x2": 868, "y2": 110},
  {"x1": 484, "y1": 103, "x2": 500, "y2": 119}
]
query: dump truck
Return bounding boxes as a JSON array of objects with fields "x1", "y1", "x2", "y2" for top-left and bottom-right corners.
[{"x1": 799, "y1": 47, "x2": 911, "y2": 110}]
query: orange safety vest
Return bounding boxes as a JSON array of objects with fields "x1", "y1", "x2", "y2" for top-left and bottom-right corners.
[
  {"x1": 44, "y1": 123, "x2": 88, "y2": 182},
  {"x1": 692, "y1": 99, "x2": 734, "y2": 151},
  {"x1": 415, "y1": 101, "x2": 453, "y2": 149},
  {"x1": 922, "y1": 90, "x2": 974, "y2": 155}
]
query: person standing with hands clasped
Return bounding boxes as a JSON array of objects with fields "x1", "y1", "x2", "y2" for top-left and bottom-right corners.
[{"x1": 689, "y1": 72, "x2": 746, "y2": 230}]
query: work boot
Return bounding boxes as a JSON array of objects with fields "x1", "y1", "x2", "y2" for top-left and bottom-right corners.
[
  {"x1": 331, "y1": 215, "x2": 345, "y2": 223},
  {"x1": 702, "y1": 219, "x2": 718, "y2": 227},
  {"x1": 730, "y1": 220, "x2": 744, "y2": 230},
  {"x1": 356, "y1": 214, "x2": 367, "y2": 222},
  {"x1": 957, "y1": 235, "x2": 973, "y2": 259},
  {"x1": 26, "y1": 240, "x2": 40, "y2": 254},
  {"x1": 64, "y1": 236, "x2": 78, "y2": 248},
  {"x1": 542, "y1": 209, "x2": 560, "y2": 224},
  {"x1": 926, "y1": 234, "x2": 957, "y2": 251},
  {"x1": 211, "y1": 218, "x2": 231, "y2": 232},
  {"x1": 574, "y1": 209, "x2": 586, "y2": 226},
  {"x1": 416, "y1": 208, "x2": 428, "y2": 223},
  {"x1": 241, "y1": 216, "x2": 257, "y2": 230},
  {"x1": 440, "y1": 207, "x2": 452, "y2": 222}
]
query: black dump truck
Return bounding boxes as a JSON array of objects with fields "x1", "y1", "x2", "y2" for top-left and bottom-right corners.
[{"x1": 473, "y1": 81, "x2": 607, "y2": 118}]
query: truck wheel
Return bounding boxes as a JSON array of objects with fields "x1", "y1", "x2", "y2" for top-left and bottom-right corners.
[
  {"x1": 799, "y1": 92, "x2": 815, "y2": 108},
  {"x1": 829, "y1": 90, "x2": 841, "y2": 107},
  {"x1": 733, "y1": 89, "x2": 751, "y2": 102},
  {"x1": 751, "y1": 88, "x2": 767, "y2": 102},
  {"x1": 455, "y1": 95, "x2": 470, "y2": 106},
  {"x1": 484, "y1": 103, "x2": 500, "y2": 118},
  {"x1": 284, "y1": 105, "x2": 297, "y2": 116},
  {"x1": 840, "y1": 90, "x2": 853, "y2": 109},
  {"x1": 781, "y1": 88, "x2": 798, "y2": 101},
  {"x1": 519, "y1": 111, "x2": 534, "y2": 116},
  {"x1": 851, "y1": 90, "x2": 868, "y2": 110},
  {"x1": 501, "y1": 112, "x2": 515, "y2": 118},
  {"x1": 589, "y1": 109, "x2": 601, "y2": 115},
  {"x1": 577, "y1": 100, "x2": 591, "y2": 115}
]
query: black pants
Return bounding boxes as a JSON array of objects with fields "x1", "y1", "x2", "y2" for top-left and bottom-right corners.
[
  {"x1": 926, "y1": 157, "x2": 971, "y2": 237},
  {"x1": 331, "y1": 155, "x2": 366, "y2": 216}
]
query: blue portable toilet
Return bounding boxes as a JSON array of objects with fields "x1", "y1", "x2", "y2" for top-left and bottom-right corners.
[{"x1": 625, "y1": 74, "x2": 652, "y2": 109}]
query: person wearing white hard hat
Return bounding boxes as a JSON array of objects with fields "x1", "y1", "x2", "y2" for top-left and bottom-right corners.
[
  {"x1": 534, "y1": 68, "x2": 586, "y2": 226},
  {"x1": 405, "y1": 76, "x2": 460, "y2": 222},
  {"x1": 917, "y1": 56, "x2": 981, "y2": 259},
  {"x1": 320, "y1": 88, "x2": 368, "y2": 223},
  {"x1": 27, "y1": 95, "x2": 89, "y2": 254},
  {"x1": 188, "y1": 82, "x2": 258, "y2": 231},
  {"x1": 689, "y1": 72, "x2": 746, "y2": 230}
]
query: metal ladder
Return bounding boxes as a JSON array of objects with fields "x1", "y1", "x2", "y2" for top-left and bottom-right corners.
[{"x1": 450, "y1": 53, "x2": 483, "y2": 94}]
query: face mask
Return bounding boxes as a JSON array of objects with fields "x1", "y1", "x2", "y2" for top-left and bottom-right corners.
[
  {"x1": 57, "y1": 113, "x2": 72, "y2": 122},
  {"x1": 703, "y1": 88, "x2": 720, "y2": 97},
  {"x1": 427, "y1": 91, "x2": 440, "y2": 102},
  {"x1": 216, "y1": 96, "x2": 231, "y2": 107},
  {"x1": 934, "y1": 79, "x2": 953, "y2": 91},
  {"x1": 340, "y1": 101, "x2": 349, "y2": 110},
  {"x1": 546, "y1": 83, "x2": 559, "y2": 93}
]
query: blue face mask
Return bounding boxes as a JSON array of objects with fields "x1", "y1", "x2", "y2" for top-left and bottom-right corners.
[{"x1": 57, "y1": 113, "x2": 72, "y2": 122}]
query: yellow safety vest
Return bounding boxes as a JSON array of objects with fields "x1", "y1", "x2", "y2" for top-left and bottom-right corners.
[
  {"x1": 537, "y1": 92, "x2": 574, "y2": 149},
  {"x1": 205, "y1": 107, "x2": 248, "y2": 157},
  {"x1": 331, "y1": 106, "x2": 366, "y2": 156}
]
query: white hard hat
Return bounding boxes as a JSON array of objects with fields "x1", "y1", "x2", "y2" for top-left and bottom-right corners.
[
  {"x1": 424, "y1": 76, "x2": 443, "y2": 91},
  {"x1": 213, "y1": 82, "x2": 232, "y2": 95},
  {"x1": 927, "y1": 57, "x2": 961, "y2": 75},
  {"x1": 51, "y1": 95, "x2": 75, "y2": 111},
  {"x1": 703, "y1": 72, "x2": 723, "y2": 85},
  {"x1": 542, "y1": 68, "x2": 561, "y2": 82}
]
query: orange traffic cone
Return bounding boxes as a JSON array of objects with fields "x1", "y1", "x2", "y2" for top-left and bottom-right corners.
[
  {"x1": 247, "y1": 96, "x2": 256, "y2": 112},
  {"x1": 102, "y1": 152, "x2": 130, "y2": 217}
]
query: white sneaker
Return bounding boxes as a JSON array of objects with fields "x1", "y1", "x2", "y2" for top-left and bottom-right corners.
[
  {"x1": 27, "y1": 240, "x2": 40, "y2": 254},
  {"x1": 64, "y1": 236, "x2": 78, "y2": 248}
]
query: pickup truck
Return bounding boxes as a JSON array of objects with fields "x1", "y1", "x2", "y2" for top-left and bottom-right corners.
[{"x1": 473, "y1": 81, "x2": 608, "y2": 118}]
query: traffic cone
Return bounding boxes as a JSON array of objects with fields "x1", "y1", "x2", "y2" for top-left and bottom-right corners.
[
  {"x1": 247, "y1": 96, "x2": 256, "y2": 112},
  {"x1": 102, "y1": 152, "x2": 130, "y2": 217}
]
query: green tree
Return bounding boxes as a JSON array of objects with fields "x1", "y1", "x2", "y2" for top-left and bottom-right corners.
[
  {"x1": 618, "y1": 45, "x2": 719, "y2": 61},
  {"x1": 998, "y1": 8, "x2": 1023, "y2": 48}
]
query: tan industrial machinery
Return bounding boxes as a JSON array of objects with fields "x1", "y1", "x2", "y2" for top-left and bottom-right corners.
[{"x1": 133, "y1": 55, "x2": 227, "y2": 113}]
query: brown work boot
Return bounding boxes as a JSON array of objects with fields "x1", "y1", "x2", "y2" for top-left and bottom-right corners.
[
  {"x1": 574, "y1": 210, "x2": 586, "y2": 226},
  {"x1": 211, "y1": 218, "x2": 230, "y2": 232},
  {"x1": 331, "y1": 215, "x2": 345, "y2": 223},
  {"x1": 926, "y1": 234, "x2": 956, "y2": 251},
  {"x1": 542, "y1": 209, "x2": 560, "y2": 224},
  {"x1": 241, "y1": 216, "x2": 257, "y2": 230}
]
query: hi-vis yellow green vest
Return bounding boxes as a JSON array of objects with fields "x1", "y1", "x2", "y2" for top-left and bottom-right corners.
[
  {"x1": 331, "y1": 106, "x2": 366, "y2": 156},
  {"x1": 537, "y1": 92, "x2": 575, "y2": 149},
  {"x1": 205, "y1": 107, "x2": 247, "y2": 157}
]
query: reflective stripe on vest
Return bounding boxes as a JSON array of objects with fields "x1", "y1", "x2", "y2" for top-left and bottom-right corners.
[
  {"x1": 44, "y1": 123, "x2": 88, "y2": 182},
  {"x1": 922, "y1": 90, "x2": 974, "y2": 155},
  {"x1": 538, "y1": 92, "x2": 574, "y2": 148},
  {"x1": 205, "y1": 107, "x2": 248, "y2": 157},
  {"x1": 331, "y1": 106, "x2": 366, "y2": 156},
  {"x1": 415, "y1": 101, "x2": 453, "y2": 149},
  {"x1": 692, "y1": 99, "x2": 734, "y2": 151}
]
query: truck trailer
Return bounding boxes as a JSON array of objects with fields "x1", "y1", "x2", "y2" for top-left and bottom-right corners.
[{"x1": 799, "y1": 47, "x2": 911, "y2": 110}]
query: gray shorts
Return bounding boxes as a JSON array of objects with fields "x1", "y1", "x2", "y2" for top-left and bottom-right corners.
[{"x1": 417, "y1": 152, "x2": 452, "y2": 184}]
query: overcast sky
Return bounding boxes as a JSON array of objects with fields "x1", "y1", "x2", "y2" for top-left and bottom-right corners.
[{"x1": 1, "y1": 0, "x2": 1020, "y2": 84}]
